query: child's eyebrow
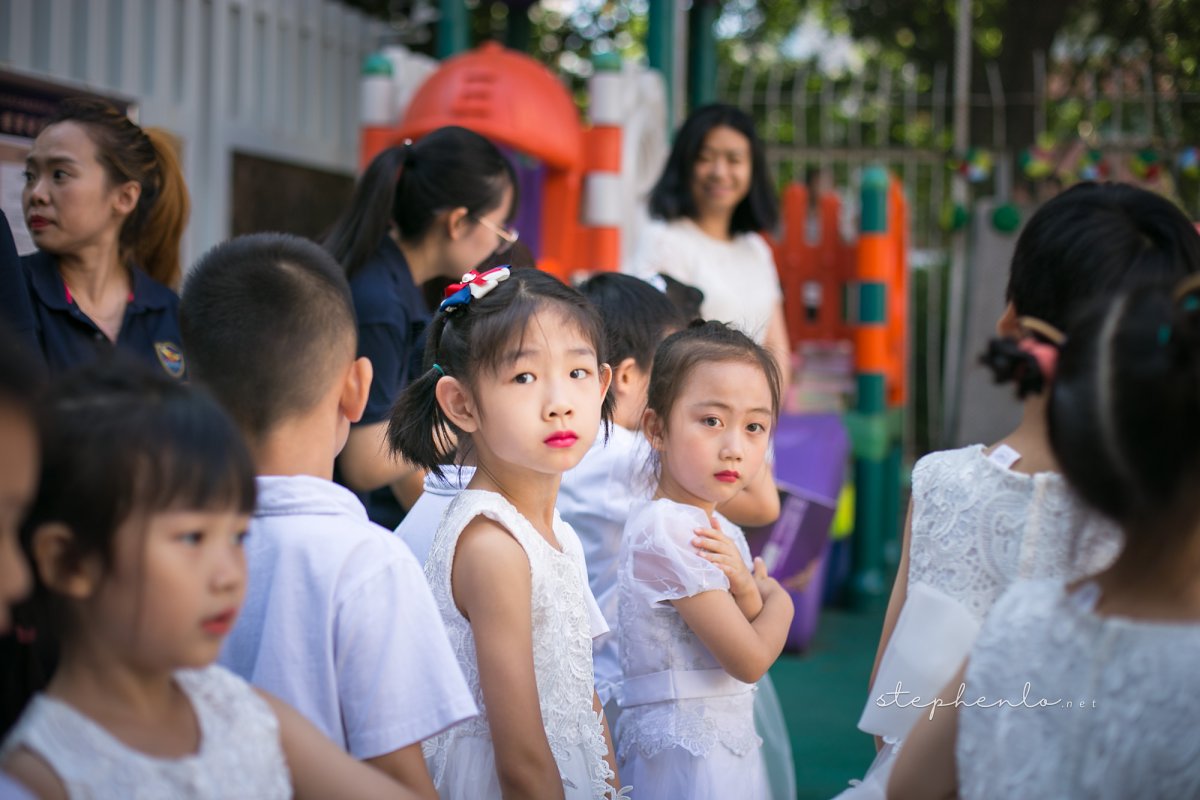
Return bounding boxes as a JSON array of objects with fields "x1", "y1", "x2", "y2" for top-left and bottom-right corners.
[
  {"x1": 502, "y1": 345, "x2": 596, "y2": 364},
  {"x1": 502, "y1": 347, "x2": 541, "y2": 364},
  {"x1": 691, "y1": 400, "x2": 773, "y2": 416}
]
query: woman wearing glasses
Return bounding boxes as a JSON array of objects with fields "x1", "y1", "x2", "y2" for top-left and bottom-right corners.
[{"x1": 324, "y1": 126, "x2": 517, "y2": 526}]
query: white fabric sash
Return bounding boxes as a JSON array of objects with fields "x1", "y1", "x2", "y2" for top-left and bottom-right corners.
[
  {"x1": 618, "y1": 668, "x2": 753, "y2": 708},
  {"x1": 857, "y1": 583, "x2": 981, "y2": 740}
]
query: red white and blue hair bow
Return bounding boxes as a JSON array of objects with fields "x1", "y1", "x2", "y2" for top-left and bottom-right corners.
[{"x1": 439, "y1": 266, "x2": 511, "y2": 313}]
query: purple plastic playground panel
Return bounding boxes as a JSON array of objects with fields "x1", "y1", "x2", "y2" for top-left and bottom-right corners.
[
  {"x1": 773, "y1": 412, "x2": 848, "y2": 502},
  {"x1": 498, "y1": 146, "x2": 545, "y2": 260},
  {"x1": 744, "y1": 412, "x2": 849, "y2": 652}
]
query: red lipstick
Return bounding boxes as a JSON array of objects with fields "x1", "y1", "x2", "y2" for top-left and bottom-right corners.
[
  {"x1": 544, "y1": 430, "x2": 578, "y2": 448},
  {"x1": 714, "y1": 470, "x2": 741, "y2": 483},
  {"x1": 201, "y1": 609, "x2": 237, "y2": 636},
  {"x1": 27, "y1": 215, "x2": 49, "y2": 230}
]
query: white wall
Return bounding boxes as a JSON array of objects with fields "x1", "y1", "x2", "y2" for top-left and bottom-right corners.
[{"x1": 1, "y1": 0, "x2": 386, "y2": 268}]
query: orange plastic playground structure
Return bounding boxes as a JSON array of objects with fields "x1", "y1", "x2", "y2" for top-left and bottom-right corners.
[
  {"x1": 360, "y1": 42, "x2": 621, "y2": 279},
  {"x1": 771, "y1": 177, "x2": 909, "y2": 408}
]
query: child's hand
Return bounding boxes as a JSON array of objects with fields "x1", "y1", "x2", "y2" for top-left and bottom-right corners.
[
  {"x1": 753, "y1": 557, "x2": 784, "y2": 599},
  {"x1": 693, "y1": 517, "x2": 756, "y2": 600}
]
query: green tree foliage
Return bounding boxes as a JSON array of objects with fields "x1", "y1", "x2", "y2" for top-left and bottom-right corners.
[
  {"x1": 344, "y1": 0, "x2": 1200, "y2": 149},
  {"x1": 717, "y1": 0, "x2": 1200, "y2": 151}
]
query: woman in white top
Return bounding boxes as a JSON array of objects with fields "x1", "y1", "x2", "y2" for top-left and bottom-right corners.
[
  {"x1": 891, "y1": 278, "x2": 1200, "y2": 799},
  {"x1": 628, "y1": 104, "x2": 791, "y2": 386}
]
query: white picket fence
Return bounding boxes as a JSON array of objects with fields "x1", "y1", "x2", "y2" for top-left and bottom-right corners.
[{"x1": 1, "y1": 0, "x2": 386, "y2": 266}]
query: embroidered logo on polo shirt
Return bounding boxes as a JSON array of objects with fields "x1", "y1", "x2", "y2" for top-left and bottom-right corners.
[{"x1": 155, "y1": 342, "x2": 186, "y2": 379}]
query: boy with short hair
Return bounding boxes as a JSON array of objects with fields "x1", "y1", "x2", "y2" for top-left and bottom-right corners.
[{"x1": 181, "y1": 233, "x2": 475, "y2": 798}]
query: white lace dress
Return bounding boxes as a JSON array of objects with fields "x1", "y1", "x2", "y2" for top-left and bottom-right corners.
[
  {"x1": 616, "y1": 498, "x2": 767, "y2": 800},
  {"x1": 958, "y1": 579, "x2": 1200, "y2": 798},
  {"x1": 840, "y1": 445, "x2": 1122, "y2": 799},
  {"x1": 421, "y1": 490, "x2": 617, "y2": 799},
  {"x1": 0, "y1": 664, "x2": 290, "y2": 799}
]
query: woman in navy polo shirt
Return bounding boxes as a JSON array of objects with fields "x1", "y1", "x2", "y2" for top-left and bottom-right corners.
[
  {"x1": 323, "y1": 127, "x2": 516, "y2": 525},
  {"x1": 7, "y1": 97, "x2": 189, "y2": 378}
]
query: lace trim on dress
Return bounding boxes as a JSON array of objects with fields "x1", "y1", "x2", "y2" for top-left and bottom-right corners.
[{"x1": 422, "y1": 490, "x2": 617, "y2": 798}]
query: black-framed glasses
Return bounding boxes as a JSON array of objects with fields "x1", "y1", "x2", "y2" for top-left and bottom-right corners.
[{"x1": 473, "y1": 215, "x2": 519, "y2": 253}]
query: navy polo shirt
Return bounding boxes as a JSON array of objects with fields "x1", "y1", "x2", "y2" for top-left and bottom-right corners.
[
  {"x1": 349, "y1": 236, "x2": 431, "y2": 425},
  {"x1": 19, "y1": 251, "x2": 186, "y2": 379},
  {"x1": 0, "y1": 210, "x2": 39, "y2": 353}
]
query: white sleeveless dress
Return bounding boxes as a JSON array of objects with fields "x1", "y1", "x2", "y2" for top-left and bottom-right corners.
[
  {"x1": 616, "y1": 498, "x2": 767, "y2": 800},
  {"x1": 958, "y1": 579, "x2": 1200, "y2": 798},
  {"x1": 0, "y1": 664, "x2": 290, "y2": 799},
  {"x1": 421, "y1": 489, "x2": 617, "y2": 799},
  {"x1": 840, "y1": 445, "x2": 1122, "y2": 799}
]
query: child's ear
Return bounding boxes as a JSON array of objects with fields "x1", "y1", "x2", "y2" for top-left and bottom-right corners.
[
  {"x1": 436, "y1": 376, "x2": 479, "y2": 433},
  {"x1": 598, "y1": 362, "x2": 614, "y2": 399},
  {"x1": 612, "y1": 357, "x2": 638, "y2": 395},
  {"x1": 30, "y1": 523, "x2": 102, "y2": 599},
  {"x1": 341, "y1": 356, "x2": 373, "y2": 424},
  {"x1": 642, "y1": 407, "x2": 665, "y2": 450},
  {"x1": 996, "y1": 301, "x2": 1020, "y2": 337}
]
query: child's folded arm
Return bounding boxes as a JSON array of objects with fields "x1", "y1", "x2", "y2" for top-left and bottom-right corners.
[{"x1": 671, "y1": 567, "x2": 794, "y2": 684}]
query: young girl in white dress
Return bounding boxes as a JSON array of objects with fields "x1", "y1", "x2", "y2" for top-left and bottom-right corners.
[
  {"x1": 616, "y1": 321, "x2": 795, "y2": 800},
  {"x1": 841, "y1": 182, "x2": 1200, "y2": 798},
  {"x1": 892, "y1": 276, "x2": 1200, "y2": 799},
  {"x1": 0, "y1": 363, "x2": 421, "y2": 799},
  {"x1": 389, "y1": 267, "x2": 624, "y2": 799},
  {"x1": 561, "y1": 273, "x2": 794, "y2": 800}
]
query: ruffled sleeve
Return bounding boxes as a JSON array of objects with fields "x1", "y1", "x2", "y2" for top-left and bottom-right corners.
[{"x1": 627, "y1": 500, "x2": 730, "y2": 605}]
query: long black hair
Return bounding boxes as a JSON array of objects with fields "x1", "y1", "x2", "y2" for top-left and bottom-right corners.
[
  {"x1": 323, "y1": 127, "x2": 517, "y2": 278},
  {"x1": 1051, "y1": 280, "x2": 1200, "y2": 537},
  {"x1": 983, "y1": 182, "x2": 1200, "y2": 397},
  {"x1": 388, "y1": 269, "x2": 613, "y2": 476},
  {"x1": 647, "y1": 103, "x2": 778, "y2": 235}
]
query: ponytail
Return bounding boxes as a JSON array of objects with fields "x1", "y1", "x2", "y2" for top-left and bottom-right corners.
[
  {"x1": 137, "y1": 128, "x2": 190, "y2": 288},
  {"x1": 325, "y1": 128, "x2": 515, "y2": 280},
  {"x1": 1050, "y1": 276, "x2": 1200, "y2": 528},
  {"x1": 323, "y1": 145, "x2": 407, "y2": 279},
  {"x1": 386, "y1": 359, "x2": 458, "y2": 477},
  {"x1": 980, "y1": 317, "x2": 1065, "y2": 399},
  {"x1": 40, "y1": 98, "x2": 190, "y2": 289},
  {"x1": 387, "y1": 309, "x2": 458, "y2": 476}
]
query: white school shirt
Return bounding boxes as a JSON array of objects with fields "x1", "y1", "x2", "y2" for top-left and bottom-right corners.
[
  {"x1": 219, "y1": 475, "x2": 477, "y2": 759},
  {"x1": 627, "y1": 217, "x2": 782, "y2": 344},
  {"x1": 558, "y1": 423, "x2": 652, "y2": 705},
  {"x1": 395, "y1": 466, "x2": 476, "y2": 568}
]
